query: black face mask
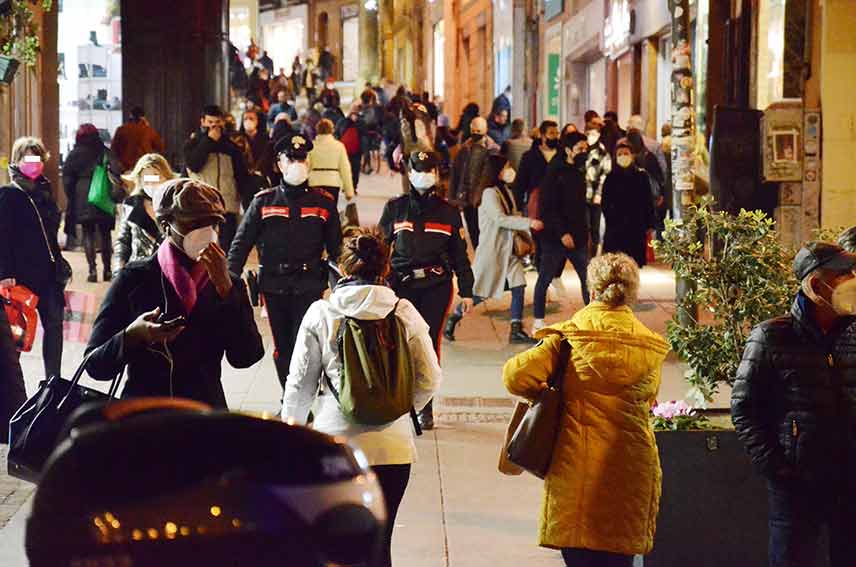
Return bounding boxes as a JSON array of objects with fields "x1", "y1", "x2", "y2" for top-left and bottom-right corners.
[
  {"x1": 471, "y1": 133, "x2": 484, "y2": 143},
  {"x1": 545, "y1": 138, "x2": 559, "y2": 149}
]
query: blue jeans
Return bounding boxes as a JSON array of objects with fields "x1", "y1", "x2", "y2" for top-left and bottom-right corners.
[
  {"x1": 456, "y1": 285, "x2": 525, "y2": 322},
  {"x1": 767, "y1": 475, "x2": 851, "y2": 566},
  {"x1": 534, "y1": 246, "x2": 590, "y2": 318}
]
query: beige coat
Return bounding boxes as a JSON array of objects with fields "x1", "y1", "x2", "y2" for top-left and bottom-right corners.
[
  {"x1": 307, "y1": 134, "x2": 355, "y2": 199},
  {"x1": 472, "y1": 186, "x2": 530, "y2": 299},
  {"x1": 503, "y1": 303, "x2": 669, "y2": 555}
]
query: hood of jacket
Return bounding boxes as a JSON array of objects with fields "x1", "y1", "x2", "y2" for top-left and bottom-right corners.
[
  {"x1": 328, "y1": 283, "x2": 398, "y2": 320},
  {"x1": 536, "y1": 301, "x2": 669, "y2": 386}
]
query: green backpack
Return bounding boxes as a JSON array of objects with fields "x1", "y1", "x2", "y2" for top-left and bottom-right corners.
[{"x1": 326, "y1": 301, "x2": 417, "y2": 426}]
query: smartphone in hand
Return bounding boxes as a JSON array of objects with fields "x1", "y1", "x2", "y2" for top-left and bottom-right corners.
[{"x1": 157, "y1": 315, "x2": 187, "y2": 331}]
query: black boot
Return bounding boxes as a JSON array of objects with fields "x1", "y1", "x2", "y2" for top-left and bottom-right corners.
[
  {"x1": 87, "y1": 270, "x2": 98, "y2": 283},
  {"x1": 509, "y1": 322, "x2": 537, "y2": 344},
  {"x1": 443, "y1": 312, "x2": 462, "y2": 341},
  {"x1": 419, "y1": 400, "x2": 435, "y2": 431}
]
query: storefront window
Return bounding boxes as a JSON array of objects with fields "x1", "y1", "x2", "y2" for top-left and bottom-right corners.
[
  {"x1": 756, "y1": 0, "x2": 786, "y2": 110},
  {"x1": 433, "y1": 21, "x2": 445, "y2": 98},
  {"x1": 58, "y1": 0, "x2": 121, "y2": 159},
  {"x1": 342, "y1": 15, "x2": 359, "y2": 82}
]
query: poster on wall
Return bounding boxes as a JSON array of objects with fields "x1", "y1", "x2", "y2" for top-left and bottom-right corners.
[{"x1": 547, "y1": 53, "x2": 561, "y2": 118}]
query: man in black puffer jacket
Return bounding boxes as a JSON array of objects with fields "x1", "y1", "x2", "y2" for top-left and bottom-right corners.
[{"x1": 731, "y1": 241, "x2": 856, "y2": 567}]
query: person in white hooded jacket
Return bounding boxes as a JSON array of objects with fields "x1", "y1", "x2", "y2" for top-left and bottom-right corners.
[{"x1": 282, "y1": 228, "x2": 442, "y2": 567}]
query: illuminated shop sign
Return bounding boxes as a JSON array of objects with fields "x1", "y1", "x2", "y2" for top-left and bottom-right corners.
[{"x1": 603, "y1": 0, "x2": 632, "y2": 55}]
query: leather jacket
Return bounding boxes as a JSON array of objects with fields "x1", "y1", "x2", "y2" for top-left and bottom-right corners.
[{"x1": 731, "y1": 293, "x2": 856, "y2": 480}]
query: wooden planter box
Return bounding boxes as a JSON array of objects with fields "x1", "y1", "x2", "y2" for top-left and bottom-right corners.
[{"x1": 645, "y1": 430, "x2": 770, "y2": 566}]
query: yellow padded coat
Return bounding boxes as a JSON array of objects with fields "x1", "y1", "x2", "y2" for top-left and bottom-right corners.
[{"x1": 503, "y1": 302, "x2": 669, "y2": 555}]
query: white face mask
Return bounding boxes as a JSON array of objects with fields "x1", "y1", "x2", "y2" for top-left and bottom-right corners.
[
  {"x1": 500, "y1": 167, "x2": 516, "y2": 185},
  {"x1": 616, "y1": 155, "x2": 634, "y2": 169},
  {"x1": 142, "y1": 174, "x2": 161, "y2": 199},
  {"x1": 587, "y1": 130, "x2": 600, "y2": 146},
  {"x1": 281, "y1": 158, "x2": 310, "y2": 186},
  {"x1": 409, "y1": 170, "x2": 436, "y2": 191},
  {"x1": 172, "y1": 225, "x2": 218, "y2": 260},
  {"x1": 825, "y1": 277, "x2": 856, "y2": 316}
]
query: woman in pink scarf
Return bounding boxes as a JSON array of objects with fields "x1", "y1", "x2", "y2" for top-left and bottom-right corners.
[{"x1": 84, "y1": 179, "x2": 264, "y2": 407}]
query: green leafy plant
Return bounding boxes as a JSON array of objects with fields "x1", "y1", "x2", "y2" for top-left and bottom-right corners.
[
  {"x1": 811, "y1": 225, "x2": 847, "y2": 244},
  {"x1": 0, "y1": 0, "x2": 53, "y2": 67},
  {"x1": 654, "y1": 195, "x2": 798, "y2": 402}
]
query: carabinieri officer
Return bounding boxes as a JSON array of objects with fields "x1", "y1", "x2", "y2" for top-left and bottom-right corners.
[
  {"x1": 228, "y1": 133, "x2": 342, "y2": 391},
  {"x1": 379, "y1": 150, "x2": 474, "y2": 430}
]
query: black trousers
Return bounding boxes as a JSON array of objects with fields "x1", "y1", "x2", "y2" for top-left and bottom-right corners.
[
  {"x1": 37, "y1": 285, "x2": 65, "y2": 379},
  {"x1": 561, "y1": 548, "x2": 633, "y2": 567},
  {"x1": 587, "y1": 203, "x2": 602, "y2": 249},
  {"x1": 0, "y1": 304, "x2": 26, "y2": 444},
  {"x1": 767, "y1": 475, "x2": 853, "y2": 566},
  {"x1": 82, "y1": 222, "x2": 112, "y2": 274},
  {"x1": 218, "y1": 213, "x2": 238, "y2": 253},
  {"x1": 462, "y1": 204, "x2": 479, "y2": 249},
  {"x1": 349, "y1": 153, "x2": 361, "y2": 192},
  {"x1": 264, "y1": 290, "x2": 321, "y2": 388},
  {"x1": 394, "y1": 279, "x2": 454, "y2": 360},
  {"x1": 372, "y1": 464, "x2": 412, "y2": 567},
  {"x1": 534, "y1": 246, "x2": 590, "y2": 317}
]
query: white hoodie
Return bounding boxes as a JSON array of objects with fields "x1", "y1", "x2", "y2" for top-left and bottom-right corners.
[{"x1": 282, "y1": 283, "x2": 442, "y2": 465}]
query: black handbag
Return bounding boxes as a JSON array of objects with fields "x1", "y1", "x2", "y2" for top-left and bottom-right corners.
[
  {"x1": 506, "y1": 339, "x2": 572, "y2": 479},
  {"x1": 7, "y1": 353, "x2": 123, "y2": 482}
]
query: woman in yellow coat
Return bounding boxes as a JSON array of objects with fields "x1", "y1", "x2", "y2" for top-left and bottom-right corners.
[{"x1": 503, "y1": 253, "x2": 669, "y2": 566}]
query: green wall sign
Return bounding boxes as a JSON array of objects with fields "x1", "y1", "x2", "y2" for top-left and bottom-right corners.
[{"x1": 547, "y1": 53, "x2": 560, "y2": 118}]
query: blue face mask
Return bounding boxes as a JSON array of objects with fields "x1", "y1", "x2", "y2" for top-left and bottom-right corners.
[{"x1": 408, "y1": 171, "x2": 436, "y2": 192}]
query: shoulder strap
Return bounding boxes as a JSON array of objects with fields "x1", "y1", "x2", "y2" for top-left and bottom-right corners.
[{"x1": 548, "y1": 339, "x2": 572, "y2": 390}]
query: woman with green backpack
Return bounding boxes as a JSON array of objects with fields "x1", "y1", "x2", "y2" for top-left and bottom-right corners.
[
  {"x1": 62, "y1": 123, "x2": 123, "y2": 282},
  {"x1": 282, "y1": 228, "x2": 442, "y2": 567}
]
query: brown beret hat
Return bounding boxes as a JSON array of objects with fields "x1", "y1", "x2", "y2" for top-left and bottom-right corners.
[{"x1": 154, "y1": 178, "x2": 226, "y2": 225}]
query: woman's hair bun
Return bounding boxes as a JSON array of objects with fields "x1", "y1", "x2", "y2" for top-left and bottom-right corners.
[{"x1": 340, "y1": 228, "x2": 390, "y2": 281}]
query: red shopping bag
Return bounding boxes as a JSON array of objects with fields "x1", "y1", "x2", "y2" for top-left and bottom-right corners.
[
  {"x1": 63, "y1": 290, "x2": 98, "y2": 344},
  {"x1": 1, "y1": 285, "x2": 40, "y2": 352}
]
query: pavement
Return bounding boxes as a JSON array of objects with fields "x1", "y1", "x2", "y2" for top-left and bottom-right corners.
[{"x1": 0, "y1": 169, "x2": 710, "y2": 566}]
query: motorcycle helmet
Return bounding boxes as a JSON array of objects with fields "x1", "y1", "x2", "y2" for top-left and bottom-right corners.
[{"x1": 26, "y1": 398, "x2": 386, "y2": 566}]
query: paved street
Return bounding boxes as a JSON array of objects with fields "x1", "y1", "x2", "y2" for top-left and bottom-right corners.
[{"x1": 0, "y1": 170, "x2": 709, "y2": 566}]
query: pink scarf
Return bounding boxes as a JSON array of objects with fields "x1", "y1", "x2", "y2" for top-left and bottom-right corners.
[{"x1": 157, "y1": 241, "x2": 210, "y2": 315}]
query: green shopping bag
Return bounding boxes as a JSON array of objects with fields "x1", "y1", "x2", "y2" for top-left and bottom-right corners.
[{"x1": 87, "y1": 154, "x2": 115, "y2": 216}]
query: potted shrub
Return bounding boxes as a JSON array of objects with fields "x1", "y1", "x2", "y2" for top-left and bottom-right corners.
[
  {"x1": 644, "y1": 196, "x2": 804, "y2": 566},
  {"x1": 0, "y1": 0, "x2": 52, "y2": 83}
]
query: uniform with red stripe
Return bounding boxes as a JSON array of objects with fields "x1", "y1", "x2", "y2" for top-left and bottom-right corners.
[
  {"x1": 379, "y1": 151, "x2": 474, "y2": 430},
  {"x1": 228, "y1": 133, "x2": 341, "y2": 389}
]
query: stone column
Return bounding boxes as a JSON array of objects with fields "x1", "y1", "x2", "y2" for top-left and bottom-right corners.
[
  {"x1": 359, "y1": 2, "x2": 380, "y2": 85},
  {"x1": 380, "y1": 0, "x2": 395, "y2": 81},
  {"x1": 120, "y1": 0, "x2": 230, "y2": 168}
]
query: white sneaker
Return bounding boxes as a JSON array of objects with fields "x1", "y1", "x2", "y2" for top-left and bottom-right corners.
[{"x1": 532, "y1": 319, "x2": 546, "y2": 333}]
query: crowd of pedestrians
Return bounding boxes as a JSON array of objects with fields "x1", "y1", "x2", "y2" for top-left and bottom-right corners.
[{"x1": 2, "y1": 45, "x2": 855, "y2": 567}]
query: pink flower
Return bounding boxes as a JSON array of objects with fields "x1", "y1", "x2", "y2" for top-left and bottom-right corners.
[{"x1": 652, "y1": 400, "x2": 695, "y2": 420}]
